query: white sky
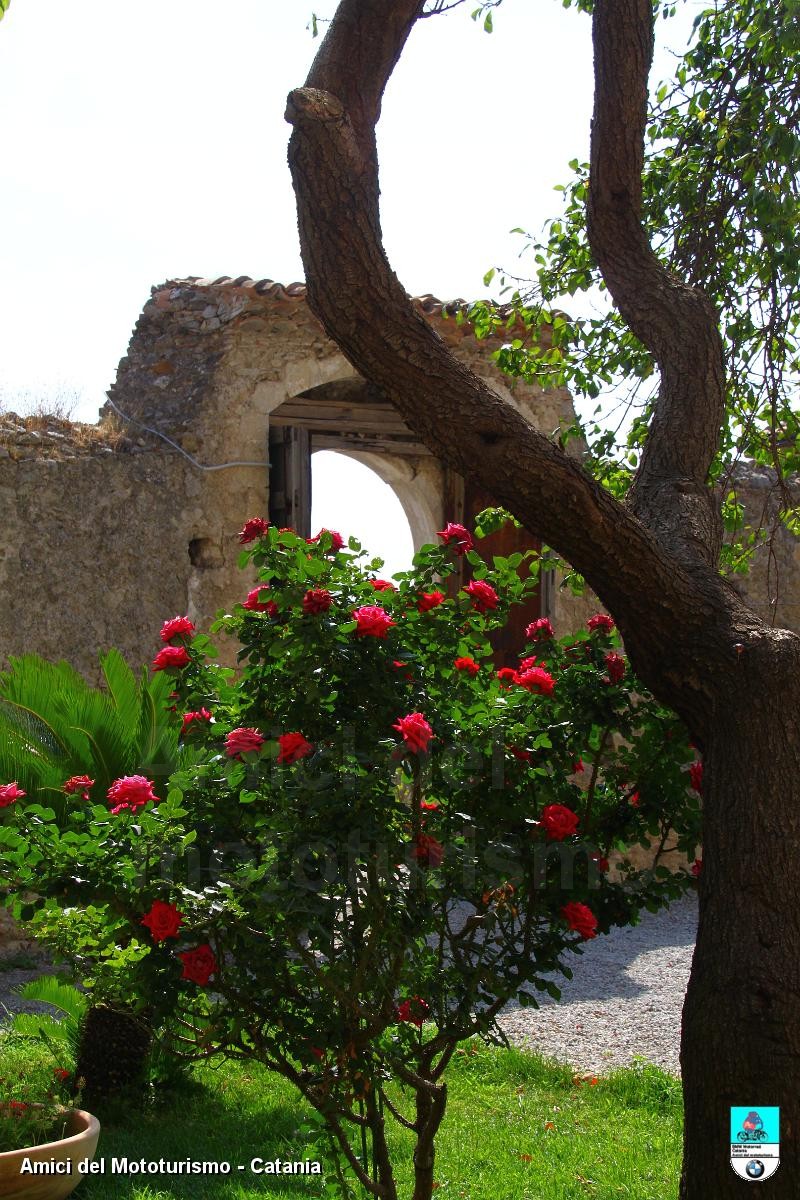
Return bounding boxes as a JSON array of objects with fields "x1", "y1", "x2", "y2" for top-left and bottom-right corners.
[{"x1": 0, "y1": 0, "x2": 696, "y2": 571}]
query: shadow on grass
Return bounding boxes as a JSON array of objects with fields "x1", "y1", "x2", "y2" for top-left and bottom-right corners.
[{"x1": 80, "y1": 1065, "x2": 327, "y2": 1199}]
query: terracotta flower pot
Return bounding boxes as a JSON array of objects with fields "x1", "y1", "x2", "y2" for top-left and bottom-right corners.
[{"x1": 0, "y1": 1109, "x2": 100, "y2": 1200}]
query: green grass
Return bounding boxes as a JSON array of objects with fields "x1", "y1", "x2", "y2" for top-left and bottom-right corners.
[{"x1": 74, "y1": 1046, "x2": 682, "y2": 1200}]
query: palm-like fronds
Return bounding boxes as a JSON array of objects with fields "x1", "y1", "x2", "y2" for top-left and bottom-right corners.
[
  {"x1": 9, "y1": 977, "x2": 89, "y2": 1055},
  {"x1": 0, "y1": 650, "x2": 181, "y2": 814}
]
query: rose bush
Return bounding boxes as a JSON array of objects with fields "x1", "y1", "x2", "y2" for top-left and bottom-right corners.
[{"x1": 0, "y1": 519, "x2": 702, "y2": 1199}]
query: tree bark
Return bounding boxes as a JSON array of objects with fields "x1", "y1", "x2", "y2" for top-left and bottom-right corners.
[
  {"x1": 679, "y1": 663, "x2": 800, "y2": 1197},
  {"x1": 285, "y1": 1, "x2": 800, "y2": 1194}
]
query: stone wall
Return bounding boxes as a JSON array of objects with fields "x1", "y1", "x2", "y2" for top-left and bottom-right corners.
[
  {"x1": 0, "y1": 416, "x2": 201, "y2": 681},
  {"x1": 724, "y1": 461, "x2": 800, "y2": 632}
]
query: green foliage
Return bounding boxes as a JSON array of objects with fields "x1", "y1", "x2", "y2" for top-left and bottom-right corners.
[
  {"x1": 0, "y1": 649, "x2": 180, "y2": 821},
  {"x1": 477, "y1": 0, "x2": 800, "y2": 573},
  {"x1": 8, "y1": 976, "x2": 89, "y2": 1053},
  {"x1": 0, "y1": 1030, "x2": 77, "y2": 1153},
  {"x1": 0, "y1": 0, "x2": 9, "y2": 23},
  {"x1": 0, "y1": 523, "x2": 699, "y2": 1197}
]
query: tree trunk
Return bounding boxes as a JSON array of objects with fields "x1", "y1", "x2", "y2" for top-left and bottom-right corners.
[
  {"x1": 679, "y1": 659, "x2": 800, "y2": 1198},
  {"x1": 75, "y1": 1004, "x2": 152, "y2": 1112},
  {"x1": 411, "y1": 1082, "x2": 446, "y2": 1200},
  {"x1": 284, "y1": 3, "x2": 800, "y2": 1196}
]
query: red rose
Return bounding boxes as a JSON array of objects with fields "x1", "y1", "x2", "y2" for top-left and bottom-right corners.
[
  {"x1": 454, "y1": 656, "x2": 480, "y2": 675},
  {"x1": 573, "y1": 759, "x2": 585, "y2": 774},
  {"x1": 107, "y1": 775, "x2": 158, "y2": 815},
  {"x1": 303, "y1": 588, "x2": 333, "y2": 615},
  {"x1": 516, "y1": 666, "x2": 555, "y2": 696},
  {"x1": 560, "y1": 901, "x2": 598, "y2": 940},
  {"x1": 309, "y1": 528, "x2": 345, "y2": 552},
  {"x1": 413, "y1": 833, "x2": 444, "y2": 868},
  {"x1": 397, "y1": 996, "x2": 430, "y2": 1027},
  {"x1": 437, "y1": 522, "x2": 474, "y2": 555},
  {"x1": 369, "y1": 579, "x2": 396, "y2": 592},
  {"x1": 159, "y1": 615, "x2": 195, "y2": 643},
  {"x1": 181, "y1": 708, "x2": 212, "y2": 736},
  {"x1": 526, "y1": 617, "x2": 555, "y2": 640},
  {"x1": 278, "y1": 732, "x2": 314, "y2": 765},
  {"x1": 238, "y1": 517, "x2": 269, "y2": 544},
  {"x1": 417, "y1": 591, "x2": 445, "y2": 613},
  {"x1": 179, "y1": 944, "x2": 217, "y2": 986},
  {"x1": 509, "y1": 746, "x2": 534, "y2": 763},
  {"x1": 243, "y1": 586, "x2": 278, "y2": 616},
  {"x1": 518, "y1": 655, "x2": 538, "y2": 671},
  {"x1": 53, "y1": 1068, "x2": 70, "y2": 1083},
  {"x1": 63, "y1": 775, "x2": 94, "y2": 800},
  {"x1": 353, "y1": 605, "x2": 396, "y2": 638},
  {"x1": 0, "y1": 781, "x2": 25, "y2": 808},
  {"x1": 497, "y1": 667, "x2": 518, "y2": 686},
  {"x1": 465, "y1": 579, "x2": 498, "y2": 613},
  {"x1": 689, "y1": 761, "x2": 703, "y2": 793},
  {"x1": 629, "y1": 791, "x2": 641, "y2": 807},
  {"x1": 691, "y1": 857, "x2": 703, "y2": 877},
  {"x1": 604, "y1": 651, "x2": 626, "y2": 684},
  {"x1": 420, "y1": 799, "x2": 440, "y2": 811},
  {"x1": 141, "y1": 899, "x2": 184, "y2": 942},
  {"x1": 152, "y1": 645, "x2": 190, "y2": 672},
  {"x1": 393, "y1": 712, "x2": 435, "y2": 754},
  {"x1": 539, "y1": 803, "x2": 579, "y2": 841},
  {"x1": 587, "y1": 613, "x2": 615, "y2": 634},
  {"x1": 225, "y1": 727, "x2": 265, "y2": 759},
  {"x1": 591, "y1": 853, "x2": 610, "y2": 873}
]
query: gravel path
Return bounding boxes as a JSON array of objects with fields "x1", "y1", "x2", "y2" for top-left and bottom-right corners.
[{"x1": 497, "y1": 894, "x2": 698, "y2": 1077}]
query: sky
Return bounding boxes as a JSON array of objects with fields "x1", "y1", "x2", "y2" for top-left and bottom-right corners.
[{"x1": 0, "y1": 0, "x2": 696, "y2": 572}]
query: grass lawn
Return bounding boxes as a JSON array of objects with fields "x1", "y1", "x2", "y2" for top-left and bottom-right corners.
[{"x1": 75, "y1": 1045, "x2": 682, "y2": 1200}]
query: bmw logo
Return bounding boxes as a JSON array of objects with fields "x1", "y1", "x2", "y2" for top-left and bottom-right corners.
[{"x1": 746, "y1": 1161, "x2": 765, "y2": 1179}]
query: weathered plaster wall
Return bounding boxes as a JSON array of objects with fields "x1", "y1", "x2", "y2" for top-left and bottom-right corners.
[
  {"x1": 0, "y1": 428, "x2": 189, "y2": 681},
  {"x1": 0, "y1": 415, "x2": 261, "y2": 680}
]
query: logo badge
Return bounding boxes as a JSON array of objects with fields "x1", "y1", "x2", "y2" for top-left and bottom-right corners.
[{"x1": 730, "y1": 1108, "x2": 780, "y2": 1181}]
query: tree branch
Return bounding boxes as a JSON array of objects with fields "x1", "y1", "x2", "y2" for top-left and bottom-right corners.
[
  {"x1": 285, "y1": 0, "x2": 758, "y2": 733},
  {"x1": 286, "y1": 4, "x2": 700, "y2": 629},
  {"x1": 587, "y1": 0, "x2": 726, "y2": 559}
]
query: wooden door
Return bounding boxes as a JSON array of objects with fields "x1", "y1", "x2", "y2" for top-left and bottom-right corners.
[
  {"x1": 445, "y1": 470, "x2": 542, "y2": 666},
  {"x1": 268, "y1": 426, "x2": 312, "y2": 536}
]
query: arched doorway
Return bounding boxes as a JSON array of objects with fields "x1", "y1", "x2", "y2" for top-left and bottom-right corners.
[
  {"x1": 268, "y1": 378, "x2": 548, "y2": 662},
  {"x1": 311, "y1": 450, "x2": 414, "y2": 578}
]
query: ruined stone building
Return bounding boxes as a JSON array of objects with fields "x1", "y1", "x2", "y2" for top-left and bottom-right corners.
[{"x1": 1, "y1": 276, "x2": 798, "y2": 680}]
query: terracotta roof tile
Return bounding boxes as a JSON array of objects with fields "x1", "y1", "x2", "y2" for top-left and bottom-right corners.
[{"x1": 155, "y1": 276, "x2": 521, "y2": 328}]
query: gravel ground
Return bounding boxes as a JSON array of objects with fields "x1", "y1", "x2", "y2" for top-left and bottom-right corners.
[
  {"x1": 497, "y1": 893, "x2": 698, "y2": 1077},
  {"x1": 0, "y1": 952, "x2": 55, "y2": 1021}
]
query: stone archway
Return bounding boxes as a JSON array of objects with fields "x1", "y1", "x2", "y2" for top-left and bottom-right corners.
[
  {"x1": 84, "y1": 276, "x2": 577, "y2": 671},
  {"x1": 268, "y1": 376, "x2": 546, "y2": 661},
  {"x1": 268, "y1": 376, "x2": 445, "y2": 551}
]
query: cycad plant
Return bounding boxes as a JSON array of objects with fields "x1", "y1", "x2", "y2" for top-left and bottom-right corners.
[{"x1": 0, "y1": 649, "x2": 179, "y2": 816}]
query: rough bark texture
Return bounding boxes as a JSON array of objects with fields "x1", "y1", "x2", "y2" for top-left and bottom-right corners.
[{"x1": 286, "y1": 1, "x2": 800, "y2": 1194}]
